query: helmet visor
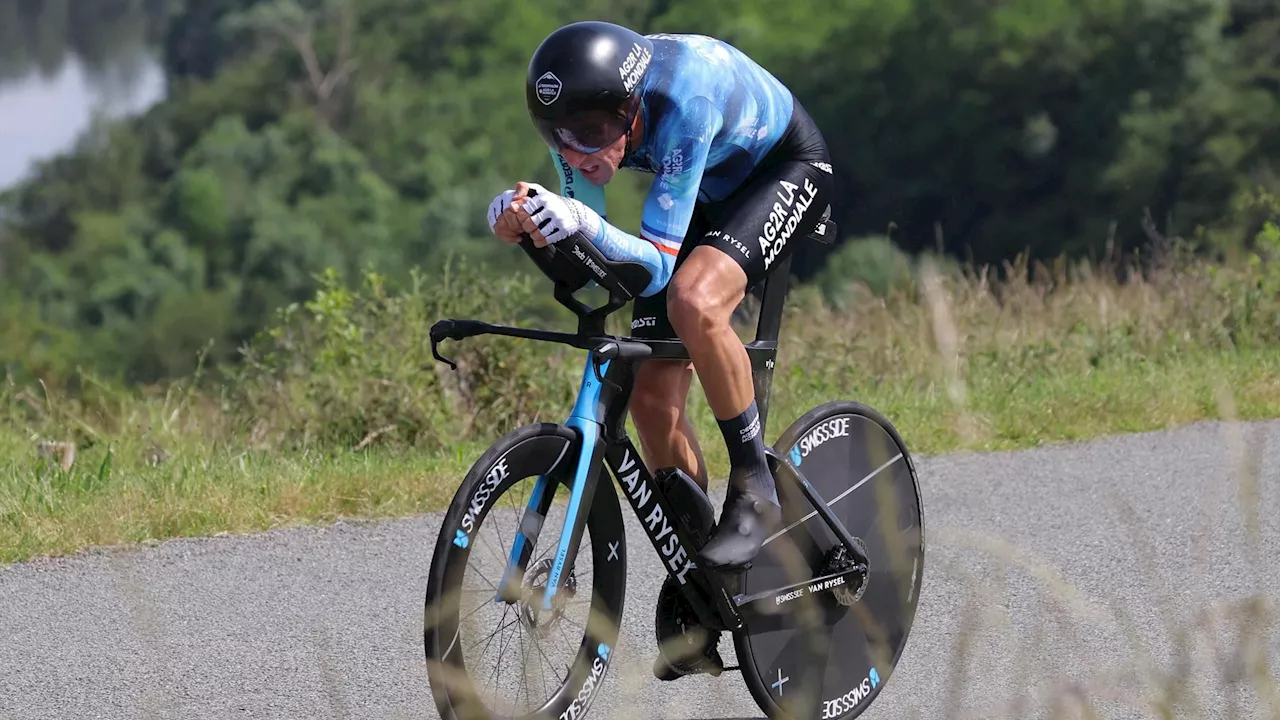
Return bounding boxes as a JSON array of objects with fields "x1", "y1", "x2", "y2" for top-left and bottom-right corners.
[{"x1": 533, "y1": 108, "x2": 633, "y2": 155}]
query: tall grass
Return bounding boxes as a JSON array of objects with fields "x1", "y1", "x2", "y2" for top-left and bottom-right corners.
[{"x1": 2, "y1": 218, "x2": 1280, "y2": 562}]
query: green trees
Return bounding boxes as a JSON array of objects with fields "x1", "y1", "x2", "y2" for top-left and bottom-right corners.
[{"x1": 1, "y1": 0, "x2": 1277, "y2": 385}]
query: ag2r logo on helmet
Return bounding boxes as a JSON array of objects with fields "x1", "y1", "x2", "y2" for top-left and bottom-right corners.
[
  {"x1": 618, "y1": 42, "x2": 651, "y2": 93},
  {"x1": 536, "y1": 72, "x2": 563, "y2": 105}
]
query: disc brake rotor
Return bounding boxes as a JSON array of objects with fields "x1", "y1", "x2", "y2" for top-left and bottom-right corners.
[{"x1": 519, "y1": 557, "x2": 577, "y2": 638}]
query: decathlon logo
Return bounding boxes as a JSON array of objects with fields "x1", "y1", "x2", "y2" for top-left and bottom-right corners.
[{"x1": 536, "y1": 72, "x2": 562, "y2": 105}]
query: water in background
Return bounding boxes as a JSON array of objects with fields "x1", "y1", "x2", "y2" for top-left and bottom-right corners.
[{"x1": 0, "y1": 0, "x2": 169, "y2": 191}]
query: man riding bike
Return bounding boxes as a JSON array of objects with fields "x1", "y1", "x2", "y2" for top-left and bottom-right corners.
[{"x1": 486, "y1": 20, "x2": 836, "y2": 679}]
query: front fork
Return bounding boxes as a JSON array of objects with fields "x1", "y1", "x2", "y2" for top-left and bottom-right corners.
[{"x1": 496, "y1": 351, "x2": 611, "y2": 616}]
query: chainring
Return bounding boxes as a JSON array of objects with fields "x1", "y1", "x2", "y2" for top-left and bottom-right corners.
[{"x1": 654, "y1": 576, "x2": 717, "y2": 663}]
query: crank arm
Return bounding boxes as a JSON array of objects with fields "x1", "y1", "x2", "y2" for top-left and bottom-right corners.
[
  {"x1": 666, "y1": 559, "x2": 747, "y2": 634},
  {"x1": 700, "y1": 570, "x2": 747, "y2": 633}
]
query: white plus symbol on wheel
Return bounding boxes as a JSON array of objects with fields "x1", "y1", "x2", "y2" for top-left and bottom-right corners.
[
  {"x1": 607, "y1": 541, "x2": 619, "y2": 561},
  {"x1": 772, "y1": 668, "x2": 789, "y2": 696}
]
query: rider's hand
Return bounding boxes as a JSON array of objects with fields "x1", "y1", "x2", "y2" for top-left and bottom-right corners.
[
  {"x1": 514, "y1": 184, "x2": 599, "y2": 247},
  {"x1": 487, "y1": 185, "x2": 525, "y2": 244}
]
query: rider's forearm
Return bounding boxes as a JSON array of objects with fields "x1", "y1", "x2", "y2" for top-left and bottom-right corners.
[
  {"x1": 546, "y1": 149, "x2": 672, "y2": 295},
  {"x1": 580, "y1": 215, "x2": 675, "y2": 297}
]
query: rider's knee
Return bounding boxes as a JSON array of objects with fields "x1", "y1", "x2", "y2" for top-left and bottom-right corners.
[
  {"x1": 630, "y1": 361, "x2": 689, "y2": 431},
  {"x1": 666, "y1": 275, "x2": 728, "y2": 340}
]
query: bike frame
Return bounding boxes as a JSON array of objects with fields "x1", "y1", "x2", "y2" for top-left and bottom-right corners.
[
  {"x1": 430, "y1": 223, "x2": 870, "y2": 636},
  {"x1": 520, "y1": 262, "x2": 791, "y2": 631}
]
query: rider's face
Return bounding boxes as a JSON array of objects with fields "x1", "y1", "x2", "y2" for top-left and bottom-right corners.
[{"x1": 559, "y1": 134, "x2": 627, "y2": 186}]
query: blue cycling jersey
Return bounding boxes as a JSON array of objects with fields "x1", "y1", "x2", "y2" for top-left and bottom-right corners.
[{"x1": 550, "y1": 33, "x2": 795, "y2": 297}]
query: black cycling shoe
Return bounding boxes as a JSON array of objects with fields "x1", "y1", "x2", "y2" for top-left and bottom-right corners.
[
  {"x1": 653, "y1": 639, "x2": 725, "y2": 681},
  {"x1": 697, "y1": 486, "x2": 782, "y2": 571}
]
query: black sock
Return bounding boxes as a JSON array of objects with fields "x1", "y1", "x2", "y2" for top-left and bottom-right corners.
[{"x1": 716, "y1": 401, "x2": 776, "y2": 502}]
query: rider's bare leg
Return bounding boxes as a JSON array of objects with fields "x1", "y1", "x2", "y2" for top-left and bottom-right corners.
[
  {"x1": 629, "y1": 359, "x2": 711, "y2": 492},
  {"x1": 667, "y1": 245, "x2": 781, "y2": 569},
  {"x1": 667, "y1": 247, "x2": 754, "y2": 422}
]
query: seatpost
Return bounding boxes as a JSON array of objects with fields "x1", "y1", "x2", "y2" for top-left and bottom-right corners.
[
  {"x1": 747, "y1": 254, "x2": 793, "y2": 436},
  {"x1": 753, "y1": 254, "x2": 792, "y2": 344}
]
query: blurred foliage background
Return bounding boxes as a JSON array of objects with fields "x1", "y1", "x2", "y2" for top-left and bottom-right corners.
[{"x1": 1, "y1": 0, "x2": 1278, "y2": 389}]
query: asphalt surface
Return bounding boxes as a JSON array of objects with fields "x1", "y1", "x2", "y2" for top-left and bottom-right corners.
[{"x1": 2, "y1": 419, "x2": 1279, "y2": 720}]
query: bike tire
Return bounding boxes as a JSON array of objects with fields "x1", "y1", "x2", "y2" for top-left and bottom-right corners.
[
  {"x1": 424, "y1": 422, "x2": 628, "y2": 720},
  {"x1": 734, "y1": 401, "x2": 926, "y2": 720}
]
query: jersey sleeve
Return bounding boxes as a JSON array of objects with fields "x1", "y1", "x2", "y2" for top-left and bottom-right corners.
[
  {"x1": 542, "y1": 99, "x2": 723, "y2": 298},
  {"x1": 576, "y1": 97, "x2": 725, "y2": 297},
  {"x1": 637, "y1": 95, "x2": 724, "y2": 260}
]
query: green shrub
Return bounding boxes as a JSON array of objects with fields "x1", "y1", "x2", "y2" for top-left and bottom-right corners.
[
  {"x1": 812, "y1": 235, "x2": 914, "y2": 305},
  {"x1": 228, "y1": 258, "x2": 589, "y2": 451},
  {"x1": 5, "y1": 226, "x2": 1279, "y2": 462},
  {"x1": 1205, "y1": 219, "x2": 1280, "y2": 349},
  {"x1": 811, "y1": 235, "x2": 963, "y2": 308}
]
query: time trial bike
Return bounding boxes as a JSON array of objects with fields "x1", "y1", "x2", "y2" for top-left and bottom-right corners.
[{"x1": 422, "y1": 205, "x2": 926, "y2": 720}]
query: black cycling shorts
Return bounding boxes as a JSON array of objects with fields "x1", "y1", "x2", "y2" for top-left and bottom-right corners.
[{"x1": 629, "y1": 94, "x2": 834, "y2": 340}]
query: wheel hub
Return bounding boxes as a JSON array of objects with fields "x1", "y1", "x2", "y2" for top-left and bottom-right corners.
[
  {"x1": 820, "y1": 539, "x2": 870, "y2": 607},
  {"x1": 518, "y1": 557, "x2": 577, "y2": 637}
]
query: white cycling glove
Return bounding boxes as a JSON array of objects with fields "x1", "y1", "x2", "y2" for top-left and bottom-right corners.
[
  {"x1": 486, "y1": 188, "x2": 518, "y2": 234},
  {"x1": 520, "y1": 184, "x2": 601, "y2": 245}
]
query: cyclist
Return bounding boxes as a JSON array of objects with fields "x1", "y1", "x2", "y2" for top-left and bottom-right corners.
[{"x1": 487, "y1": 20, "x2": 835, "y2": 678}]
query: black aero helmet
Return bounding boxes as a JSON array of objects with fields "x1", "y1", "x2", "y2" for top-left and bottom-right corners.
[{"x1": 526, "y1": 21, "x2": 653, "y2": 155}]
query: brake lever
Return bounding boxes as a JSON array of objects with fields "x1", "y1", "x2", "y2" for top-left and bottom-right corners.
[
  {"x1": 429, "y1": 320, "x2": 459, "y2": 370},
  {"x1": 590, "y1": 342, "x2": 623, "y2": 392}
]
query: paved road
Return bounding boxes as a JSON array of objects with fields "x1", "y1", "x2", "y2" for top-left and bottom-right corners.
[{"x1": 2, "y1": 420, "x2": 1279, "y2": 720}]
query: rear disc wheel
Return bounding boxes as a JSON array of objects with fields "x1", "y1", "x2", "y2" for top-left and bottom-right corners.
[{"x1": 734, "y1": 402, "x2": 926, "y2": 720}]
